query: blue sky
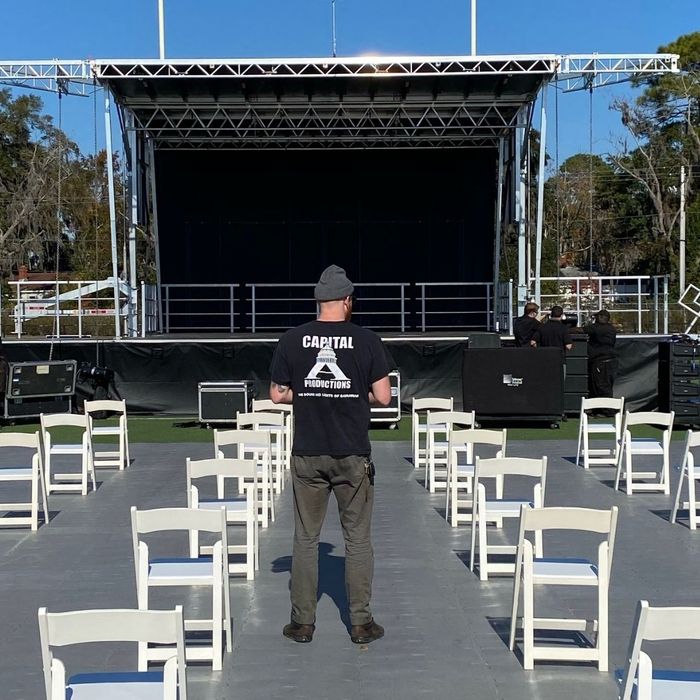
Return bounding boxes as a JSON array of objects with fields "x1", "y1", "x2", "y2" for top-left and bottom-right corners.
[{"x1": 2, "y1": 0, "x2": 697, "y2": 164}]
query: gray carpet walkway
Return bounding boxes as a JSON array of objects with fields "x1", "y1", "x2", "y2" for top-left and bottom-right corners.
[{"x1": 1, "y1": 438, "x2": 699, "y2": 700}]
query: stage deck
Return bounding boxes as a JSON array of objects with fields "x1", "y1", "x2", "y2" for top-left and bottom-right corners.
[{"x1": 0, "y1": 438, "x2": 697, "y2": 699}]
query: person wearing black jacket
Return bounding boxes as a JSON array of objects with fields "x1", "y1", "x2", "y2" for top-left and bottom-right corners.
[
  {"x1": 584, "y1": 309, "x2": 617, "y2": 399},
  {"x1": 513, "y1": 302, "x2": 542, "y2": 347}
]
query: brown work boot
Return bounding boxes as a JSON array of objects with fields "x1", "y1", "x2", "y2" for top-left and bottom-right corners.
[
  {"x1": 350, "y1": 619, "x2": 384, "y2": 644},
  {"x1": 283, "y1": 621, "x2": 315, "y2": 643}
]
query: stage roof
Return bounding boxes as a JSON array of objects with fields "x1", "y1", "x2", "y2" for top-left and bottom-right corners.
[{"x1": 0, "y1": 54, "x2": 679, "y2": 150}]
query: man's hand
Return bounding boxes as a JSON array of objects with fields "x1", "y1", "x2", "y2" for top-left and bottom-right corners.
[{"x1": 270, "y1": 382, "x2": 293, "y2": 404}]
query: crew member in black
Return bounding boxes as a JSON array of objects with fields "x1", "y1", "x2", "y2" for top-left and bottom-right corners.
[
  {"x1": 584, "y1": 309, "x2": 617, "y2": 399},
  {"x1": 535, "y1": 305, "x2": 573, "y2": 351},
  {"x1": 513, "y1": 302, "x2": 542, "y2": 347},
  {"x1": 270, "y1": 264, "x2": 391, "y2": 645}
]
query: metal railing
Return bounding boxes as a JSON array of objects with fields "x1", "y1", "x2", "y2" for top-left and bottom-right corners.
[
  {"x1": 161, "y1": 284, "x2": 237, "y2": 334},
  {"x1": 5, "y1": 279, "x2": 130, "y2": 338},
  {"x1": 535, "y1": 275, "x2": 669, "y2": 334},
  {"x1": 246, "y1": 283, "x2": 409, "y2": 332},
  {"x1": 416, "y1": 282, "x2": 497, "y2": 331}
]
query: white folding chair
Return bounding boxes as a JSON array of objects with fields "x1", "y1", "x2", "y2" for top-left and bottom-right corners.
[
  {"x1": 509, "y1": 506, "x2": 619, "y2": 671},
  {"x1": 615, "y1": 411, "x2": 674, "y2": 495},
  {"x1": 576, "y1": 397, "x2": 624, "y2": 468},
  {"x1": 214, "y1": 428, "x2": 274, "y2": 528},
  {"x1": 40, "y1": 413, "x2": 96, "y2": 496},
  {"x1": 620, "y1": 599, "x2": 700, "y2": 700},
  {"x1": 131, "y1": 506, "x2": 232, "y2": 671},
  {"x1": 187, "y1": 457, "x2": 259, "y2": 580},
  {"x1": 38, "y1": 606, "x2": 187, "y2": 700},
  {"x1": 237, "y1": 412, "x2": 286, "y2": 494},
  {"x1": 252, "y1": 400, "x2": 293, "y2": 470},
  {"x1": 446, "y1": 428, "x2": 507, "y2": 527},
  {"x1": 0, "y1": 431, "x2": 49, "y2": 530},
  {"x1": 425, "y1": 410, "x2": 476, "y2": 493},
  {"x1": 470, "y1": 457, "x2": 547, "y2": 581},
  {"x1": 85, "y1": 399, "x2": 130, "y2": 470},
  {"x1": 411, "y1": 397, "x2": 453, "y2": 470},
  {"x1": 670, "y1": 430, "x2": 700, "y2": 529}
]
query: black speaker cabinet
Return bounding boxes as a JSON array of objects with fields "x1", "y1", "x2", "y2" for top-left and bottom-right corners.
[
  {"x1": 462, "y1": 348, "x2": 563, "y2": 421},
  {"x1": 198, "y1": 381, "x2": 256, "y2": 424}
]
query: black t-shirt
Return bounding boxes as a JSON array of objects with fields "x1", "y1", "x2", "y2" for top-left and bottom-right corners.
[
  {"x1": 584, "y1": 322, "x2": 616, "y2": 360},
  {"x1": 535, "y1": 320, "x2": 571, "y2": 350},
  {"x1": 270, "y1": 320, "x2": 390, "y2": 457},
  {"x1": 513, "y1": 315, "x2": 541, "y2": 347}
]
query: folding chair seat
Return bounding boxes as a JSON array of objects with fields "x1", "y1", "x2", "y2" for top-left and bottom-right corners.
[
  {"x1": 615, "y1": 411, "x2": 674, "y2": 495},
  {"x1": 40, "y1": 413, "x2": 95, "y2": 496},
  {"x1": 252, "y1": 400, "x2": 293, "y2": 471},
  {"x1": 85, "y1": 399, "x2": 130, "y2": 470},
  {"x1": 619, "y1": 599, "x2": 700, "y2": 700},
  {"x1": 38, "y1": 606, "x2": 187, "y2": 700},
  {"x1": 446, "y1": 428, "x2": 507, "y2": 527},
  {"x1": 470, "y1": 456, "x2": 546, "y2": 580},
  {"x1": 671, "y1": 430, "x2": 700, "y2": 529},
  {"x1": 509, "y1": 505, "x2": 619, "y2": 671},
  {"x1": 237, "y1": 412, "x2": 286, "y2": 494},
  {"x1": 576, "y1": 397, "x2": 624, "y2": 468},
  {"x1": 0, "y1": 431, "x2": 49, "y2": 530},
  {"x1": 131, "y1": 506, "x2": 232, "y2": 671},
  {"x1": 425, "y1": 410, "x2": 475, "y2": 493},
  {"x1": 187, "y1": 457, "x2": 259, "y2": 580},
  {"x1": 214, "y1": 428, "x2": 274, "y2": 528},
  {"x1": 411, "y1": 397, "x2": 453, "y2": 471}
]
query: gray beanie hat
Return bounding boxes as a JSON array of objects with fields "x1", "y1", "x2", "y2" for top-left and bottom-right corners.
[{"x1": 314, "y1": 264, "x2": 354, "y2": 301}]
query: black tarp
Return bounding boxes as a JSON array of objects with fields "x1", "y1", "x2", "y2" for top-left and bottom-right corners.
[{"x1": 2, "y1": 335, "x2": 662, "y2": 416}]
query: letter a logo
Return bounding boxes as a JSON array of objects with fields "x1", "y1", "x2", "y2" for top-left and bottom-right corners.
[{"x1": 306, "y1": 347, "x2": 350, "y2": 381}]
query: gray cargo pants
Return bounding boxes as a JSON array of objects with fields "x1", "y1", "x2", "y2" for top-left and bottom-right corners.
[{"x1": 290, "y1": 454, "x2": 374, "y2": 627}]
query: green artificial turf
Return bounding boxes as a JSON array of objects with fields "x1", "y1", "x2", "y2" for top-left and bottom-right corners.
[{"x1": 0, "y1": 415, "x2": 687, "y2": 443}]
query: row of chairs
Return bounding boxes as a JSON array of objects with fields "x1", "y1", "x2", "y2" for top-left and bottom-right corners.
[
  {"x1": 0, "y1": 400, "x2": 130, "y2": 530},
  {"x1": 35, "y1": 399, "x2": 294, "y2": 699},
  {"x1": 577, "y1": 397, "x2": 700, "y2": 529},
  {"x1": 412, "y1": 397, "x2": 617, "y2": 672}
]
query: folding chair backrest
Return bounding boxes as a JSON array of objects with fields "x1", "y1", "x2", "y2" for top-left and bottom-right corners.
[
  {"x1": 40, "y1": 413, "x2": 89, "y2": 430},
  {"x1": 238, "y1": 412, "x2": 285, "y2": 428},
  {"x1": 476, "y1": 456, "x2": 546, "y2": 480},
  {"x1": 685, "y1": 429, "x2": 700, "y2": 450},
  {"x1": 187, "y1": 457, "x2": 257, "y2": 482},
  {"x1": 621, "y1": 600, "x2": 700, "y2": 700},
  {"x1": 252, "y1": 399, "x2": 292, "y2": 413},
  {"x1": 450, "y1": 428, "x2": 507, "y2": 451},
  {"x1": 426, "y1": 410, "x2": 476, "y2": 429},
  {"x1": 84, "y1": 399, "x2": 126, "y2": 415},
  {"x1": 131, "y1": 506, "x2": 226, "y2": 536},
  {"x1": 214, "y1": 428, "x2": 270, "y2": 455},
  {"x1": 624, "y1": 411, "x2": 674, "y2": 429},
  {"x1": 521, "y1": 506, "x2": 618, "y2": 536},
  {"x1": 0, "y1": 431, "x2": 41, "y2": 450},
  {"x1": 581, "y1": 397, "x2": 624, "y2": 412},
  {"x1": 413, "y1": 397, "x2": 453, "y2": 413}
]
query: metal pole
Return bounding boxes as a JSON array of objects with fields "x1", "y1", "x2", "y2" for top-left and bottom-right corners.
[
  {"x1": 680, "y1": 165, "x2": 687, "y2": 295},
  {"x1": 470, "y1": 0, "x2": 477, "y2": 55},
  {"x1": 230, "y1": 285, "x2": 235, "y2": 334},
  {"x1": 127, "y1": 113, "x2": 138, "y2": 337},
  {"x1": 515, "y1": 116, "x2": 527, "y2": 314},
  {"x1": 141, "y1": 281, "x2": 146, "y2": 337},
  {"x1": 146, "y1": 140, "x2": 164, "y2": 333},
  {"x1": 534, "y1": 86, "x2": 547, "y2": 307},
  {"x1": 637, "y1": 278, "x2": 642, "y2": 333},
  {"x1": 664, "y1": 275, "x2": 669, "y2": 335},
  {"x1": 493, "y1": 138, "x2": 504, "y2": 324},
  {"x1": 421, "y1": 285, "x2": 426, "y2": 332},
  {"x1": 251, "y1": 285, "x2": 256, "y2": 333},
  {"x1": 104, "y1": 92, "x2": 122, "y2": 337},
  {"x1": 400, "y1": 285, "x2": 405, "y2": 333},
  {"x1": 158, "y1": 0, "x2": 166, "y2": 59},
  {"x1": 331, "y1": 0, "x2": 337, "y2": 58}
]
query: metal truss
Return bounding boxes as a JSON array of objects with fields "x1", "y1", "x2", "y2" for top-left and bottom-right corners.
[
  {"x1": 0, "y1": 60, "x2": 92, "y2": 95},
  {"x1": 129, "y1": 100, "x2": 525, "y2": 148}
]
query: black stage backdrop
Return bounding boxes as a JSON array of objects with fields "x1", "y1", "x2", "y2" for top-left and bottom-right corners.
[{"x1": 155, "y1": 149, "x2": 497, "y2": 286}]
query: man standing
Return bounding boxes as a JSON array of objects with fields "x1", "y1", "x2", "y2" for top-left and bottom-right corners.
[
  {"x1": 535, "y1": 305, "x2": 573, "y2": 352},
  {"x1": 513, "y1": 302, "x2": 541, "y2": 347},
  {"x1": 270, "y1": 265, "x2": 391, "y2": 645},
  {"x1": 583, "y1": 309, "x2": 617, "y2": 399}
]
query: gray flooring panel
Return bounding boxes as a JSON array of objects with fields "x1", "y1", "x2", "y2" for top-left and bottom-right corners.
[{"x1": 0, "y1": 438, "x2": 699, "y2": 699}]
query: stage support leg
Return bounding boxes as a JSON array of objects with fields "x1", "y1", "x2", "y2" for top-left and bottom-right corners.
[
  {"x1": 534, "y1": 85, "x2": 547, "y2": 308},
  {"x1": 104, "y1": 91, "x2": 121, "y2": 338},
  {"x1": 515, "y1": 111, "x2": 528, "y2": 315},
  {"x1": 147, "y1": 139, "x2": 164, "y2": 333},
  {"x1": 493, "y1": 138, "x2": 505, "y2": 329},
  {"x1": 127, "y1": 112, "x2": 139, "y2": 337}
]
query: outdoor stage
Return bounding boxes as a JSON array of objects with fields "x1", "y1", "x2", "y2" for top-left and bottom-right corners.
[{"x1": 3, "y1": 332, "x2": 662, "y2": 415}]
